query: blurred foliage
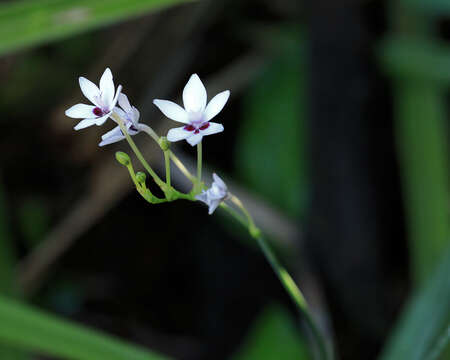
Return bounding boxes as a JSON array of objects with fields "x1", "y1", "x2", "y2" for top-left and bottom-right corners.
[
  {"x1": 0, "y1": 181, "x2": 16, "y2": 298},
  {"x1": 0, "y1": 295, "x2": 169, "y2": 360},
  {"x1": 232, "y1": 305, "x2": 310, "y2": 360},
  {"x1": 236, "y1": 31, "x2": 308, "y2": 218},
  {"x1": 18, "y1": 197, "x2": 50, "y2": 249},
  {"x1": 0, "y1": 0, "x2": 193, "y2": 56},
  {"x1": 379, "y1": 246, "x2": 450, "y2": 360}
]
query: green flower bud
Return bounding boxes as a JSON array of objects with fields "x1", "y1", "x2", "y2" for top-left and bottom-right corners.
[
  {"x1": 159, "y1": 136, "x2": 170, "y2": 151},
  {"x1": 136, "y1": 171, "x2": 146, "y2": 184},
  {"x1": 115, "y1": 151, "x2": 131, "y2": 166}
]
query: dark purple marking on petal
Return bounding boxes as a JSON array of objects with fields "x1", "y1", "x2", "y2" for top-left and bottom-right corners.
[
  {"x1": 194, "y1": 129, "x2": 200, "y2": 134},
  {"x1": 93, "y1": 107, "x2": 104, "y2": 117},
  {"x1": 199, "y1": 122, "x2": 210, "y2": 130},
  {"x1": 184, "y1": 125, "x2": 195, "y2": 131}
]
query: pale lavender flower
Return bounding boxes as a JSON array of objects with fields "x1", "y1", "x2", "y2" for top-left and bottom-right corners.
[{"x1": 196, "y1": 173, "x2": 228, "y2": 214}]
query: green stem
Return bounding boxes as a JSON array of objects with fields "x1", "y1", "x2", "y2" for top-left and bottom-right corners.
[
  {"x1": 164, "y1": 151, "x2": 171, "y2": 187},
  {"x1": 112, "y1": 115, "x2": 165, "y2": 189},
  {"x1": 223, "y1": 197, "x2": 331, "y2": 360},
  {"x1": 197, "y1": 141, "x2": 202, "y2": 182}
]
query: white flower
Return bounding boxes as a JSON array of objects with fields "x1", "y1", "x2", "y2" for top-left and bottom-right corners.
[
  {"x1": 153, "y1": 74, "x2": 230, "y2": 146},
  {"x1": 65, "y1": 68, "x2": 122, "y2": 130},
  {"x1": 99, "y1": 93, "x2": 141, "y2": 147},
  {"x1": 196, "y1": 173, "x2": 228, "y2": 214}
]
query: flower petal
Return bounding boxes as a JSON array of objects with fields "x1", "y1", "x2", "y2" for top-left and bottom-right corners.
[
  {"x1": 79, "y1": 77, "x2": 100, "y2": 105},
  {"x1": 113, "y1": 107, "x2": 127, "y2": 121},
  {"x1": 74, "y1": 118, "x2": 97, "y2": 130},
  {"x1": 153, "y1": 99, "x2": 189, "y2": 123},
  {"x1": 195, "y1": 191, "x2": 209, "y2": 205},
  {"x1": 111, "y1": 85, "x2": 122, "y2": 109},
  {"x1": 204, "y1": 90, "x2": 230, "y2": 121},
  {"x1": 65, "y1": 104, "x2": 95, "y2": 119},
  {"x1": 95, "y1": 113, "x2": 111, "y2": 126},
  {"x1": 200, "y1": 122, "x2": 224, "y2": 136},
  {"x1": 212, "y1": 173, "x2": 227, "y2": 191},
  {"x1": 167, "y1": 126, "x2": 192, "y2": 142},
  {"x1": 208, "y1": 199, "x2": 221, "y2": 215},
  {"x1": 118, "y1": 93, "x2": 132, "y2": 113},
  {"x1": 132, "y1": 107, "x2": 140, "y2": 122},
  {"x1": 186, "y1": 132, "x2": 203, "y2": 146},
  {"x1": 182, "y1": 74, "x2": 207, "y2": 112},
  {"x1": 101, "y1": 126, "x2": 122, "y2": 140},
  {"x1": 100, "y1": 68, "x2": 115, "y2": 107}
]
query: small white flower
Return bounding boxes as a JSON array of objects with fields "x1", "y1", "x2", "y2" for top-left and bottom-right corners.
[
  {"x1": 196, "y1": 173, "x2": 228, "y2": 214},
  {"x1": 99, "y1": 93, "x2": 141, "y2": 147},
  {"x1": 153, "y1": 74, "x2": 230, "y2": 146},
  {"x1": 65, "y1": 68, "x2": 122, "y2": 130}
]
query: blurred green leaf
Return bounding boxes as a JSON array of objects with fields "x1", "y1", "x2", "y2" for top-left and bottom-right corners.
[
  {"x1": 0, "y1": 295, "x2": 170, "y2": 360},
  {"x1": 0, "y1": 182, "x2": 16, "y2": 298},
  {"x1": 0, "y1": 0, "x2": 194, "y2": 56},
  {"x1": 232, "y1": 305, "x2": 310, "y2": 360},
  {"x1": 400, "y1": 0, "x2": 450, "y2": 14},
  {"x1": 379, "y1": 246, "x2": 450, "y2": 360},
  {"x1": 18, "y1": 198, "x2": 50, "y2": 249},
  {"x1": 236, "y1": 31, "x2": 308, "y2": 218}
]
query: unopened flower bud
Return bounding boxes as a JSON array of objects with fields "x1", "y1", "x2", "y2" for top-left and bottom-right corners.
[
  {"x1": 115, "y1": 151, "x2": 130, "y2": 166},
  {"x1": 159, "y1": 136, "x2": 170, "y2": 151},
  {"x1": 136, "y1": 172, "x2": 146, "y2": 183}
]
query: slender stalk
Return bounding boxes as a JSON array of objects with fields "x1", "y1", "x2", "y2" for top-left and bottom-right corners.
[
  {"x1": 197, "y1": 141, "x2": 202, "y2": 181},
  {"x1": 164, "y1": 151, "x2": 171, "y2": 187},
  {"x1": 226, "y1": 195, "x2": 331, "y2": 360},
  {"x1": 139, "y1": 124, "x2": 196, "y2": 184},
  {"x1": 112, "y1": 115, "x2": 165, "y2": 189},
  {"x1": 168, "y1": 151, "x2": 196, "y2": 183}
]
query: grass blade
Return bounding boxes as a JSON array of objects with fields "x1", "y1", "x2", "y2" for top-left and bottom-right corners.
[
  {"x1": 0, "y1": 295, "x2": 170, "y2": 360},
  {"x1": 0, "y1": 0, "x2": 194, "y2": 56}
]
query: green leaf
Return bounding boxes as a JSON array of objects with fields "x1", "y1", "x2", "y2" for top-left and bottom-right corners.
[
  {"x1": 232, "y1": 305, "x2": 310, "y2": 360},
  {"x1": 0, "y1": 0, "x2": 194, "y2": 56},
  {"x1": 379, "y1": 246, "x2": 450, "y2": 360},
  {"x1": 0, "y1": 181, "x2": 18, "y2": 298},
  {"x1": 0, "y1": 295, "x2": 170, "y2": 360},
  {"x1": 236, "y1": 30, "x2": 308, "y2": 218}
]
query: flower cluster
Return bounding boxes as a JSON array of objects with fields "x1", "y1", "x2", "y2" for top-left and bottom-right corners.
[{"x1": 65, "y1": 68, "x2": 230, "y2": 214}]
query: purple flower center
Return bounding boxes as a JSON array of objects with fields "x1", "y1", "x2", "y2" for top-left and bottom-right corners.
[
  {"x1": 184, "y1": 122, "x2": 210, "y2": 133},
  {"x1": 93, "y1": 107, "x2": 106, "y2": 117}
]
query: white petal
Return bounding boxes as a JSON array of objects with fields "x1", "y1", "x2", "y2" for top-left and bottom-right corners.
[
  {"x1": 99, "y1": 134, "x2": 125, "y2": 146},
  {"x1": 100, "y1": 68, "x2": 115, "y2": 106},
  {"x1": 95, "y1": 113, "x2": 110, "y2": 126},
  {"x1": 186, "y1": 133, "x2": 203, "y2": 146},
  {"x1": 132, "y1": 107, "x2": 140, "y2": 122},
  {"x1": 212, "y1": 173, "x2": 227, "y2": 191},
  {"x1": 118, "y1": 93, "x2": 132, "y2": 113},
  {"x1": 113, "y1": 107, "x2": 127, "y2": 121},
  {"x1": 183, "y1": 74, "x2": 207, "y2": 112},
  {"x1": 65, "y1": 104, "x2": 95, "y2": 118},
  {"x1": 204, "y1": 90, "x2": 230, "y2": 121},
  {"x1": 101, "y1": 126, "x2": 122, "y2": 140},
  {"x1": 79, "y1": 77, "x2": 100, "y2": 105},
  {"x1": 74, "y1": 118, "x2": 97, "y2": 130},
  {"x1": 167, "y1": 126, "x2": 192, "y2": 142},
  {"x1": 195, "y1": 191, "x2": 209, "y2": 204},
  {"x1": 208, "y1": 199, "x2": 221, "y2": 215},
  {"x1": 200, "y1": 122, "x2": 224, "y2": 136},
  {"x1": 111, "y1": 85, "x2": 122, "y2": 109},
  {"x1": 153, "y1": 99, "x2": 189, "y2": 123}
]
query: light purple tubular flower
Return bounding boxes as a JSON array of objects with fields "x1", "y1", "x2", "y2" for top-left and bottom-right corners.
[
  {"x1": 196, "y1": 173, "x2": 228, "y2": 214},
  {"x1": 153, "y1": 74, "x2": 230, "y2": 146},
  {"x1": 99, "y1": 93, "x2": 141, "y2": 147},
  {"x1": 65, "y1": 68, "x2": 122, "y2": 130}
]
